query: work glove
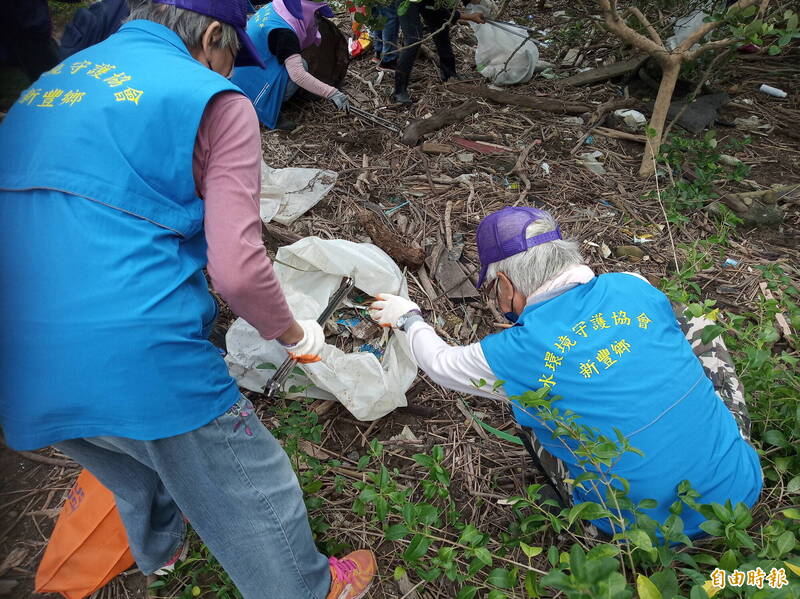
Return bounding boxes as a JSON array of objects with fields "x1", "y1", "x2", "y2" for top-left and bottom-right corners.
[
  {"x1": 369, "y1": 294, "x2": 421, "y2": 328},
  {"x1": 281, "y1": 319, "x2": 326, "y2": 363},
  {"x1": 330, "y1": 90, "x2": 350, "y2": 112}
]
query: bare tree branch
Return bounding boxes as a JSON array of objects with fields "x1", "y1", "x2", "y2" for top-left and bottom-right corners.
[{"x1": 626, "y1": 6, "x2": 663, "y2": 46}]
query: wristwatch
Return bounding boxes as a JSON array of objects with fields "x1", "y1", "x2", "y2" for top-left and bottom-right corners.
[{"x1": 396, "y1": 309, "x2": 423, "y2": 332}]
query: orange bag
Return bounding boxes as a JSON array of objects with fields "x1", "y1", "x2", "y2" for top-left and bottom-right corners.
[{"x1": 35, "y1": 469, "x2": 135, "y2": 599}]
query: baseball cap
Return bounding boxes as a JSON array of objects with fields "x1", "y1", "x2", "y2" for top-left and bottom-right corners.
[
  {"x1": 475, "y1": 206, "x2": 562, "y2": 287},
  {"x1": 153, "y1": 0, "x2": 266, "y2": 68}
]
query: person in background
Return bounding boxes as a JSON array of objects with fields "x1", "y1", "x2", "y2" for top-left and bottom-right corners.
[
  {"x1": 0, "y1": 1, "x2": 375, "y2": 597},
  {"x1": 392, "y1": 0, "x2": 485, "y2": 104},
  {"x1": 370, "y1": 207, "x2": 762, "y2": 539},
  {"x1": 371, "y1": 1, "x2": 399, "y2": 71},
  {"x1": 232, "y1": 0, "x2": 349, "y2": 131},
  {"x1": 0, "y1": 0, "x2": 63, "y2": 82}
]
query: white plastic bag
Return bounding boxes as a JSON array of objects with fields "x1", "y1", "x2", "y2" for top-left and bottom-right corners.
[
  {"x1": 225, "y1": 237, "x2": 417, "y2": 421},
  {"x1": 467, "y1": 7, "x2": 538, "y2": 86},
  {"x1": 259, "y1": 160, "x2": 338, "y2": 225}
]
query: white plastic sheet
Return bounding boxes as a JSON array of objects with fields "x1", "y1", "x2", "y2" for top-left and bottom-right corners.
[
  {"x1": 225, "y1": 237, "x2": 416, "y2": 421},
  {"x1": 259, "y1": 160, "x2": 338, "y2": 226},
  {"x1": 467, "y1": 5, "x2": 539, "y2": 86}
]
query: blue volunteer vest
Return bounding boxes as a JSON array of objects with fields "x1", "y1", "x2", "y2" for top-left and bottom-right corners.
[
  {"x1": 0, "y1": 20, "x2": 243, "y2": 450},
  {"x1": 481, "y1": 274, "x2": 762, "y2": 538},
  {"x1": 231, "y1": 4, "x2": 292, "y2": 129}
]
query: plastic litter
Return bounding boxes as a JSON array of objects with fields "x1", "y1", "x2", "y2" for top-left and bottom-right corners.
[
  {"x1": 540, "y1": 162, "x2": 551, "y2": 175},
  {"x1": 759, "y1": 84, "x2": 787, "y2": 99},
  {"x1": 613, "y1": 109, "x2": 647, "y2": 132},
  {"x1": 665, "y1": 8, "x2": 708, "y2": 51},
  {"x1": 225, "y1": 237, "x2": 417, "y2": 421},
  {"x1": 578, "y1": 151, "x2": 606, "y2": 175},
  {"x1": 720, "y1": 154, "x2": 743, "y2": 167},
  {"x1": 467, "y1": 4, "x2": 539, "y2": 85},
  {"x1": 723, "y1": 258, "x2": 739, "y2": 268},
  {"x1": 258, "y1": 160, "x2": 337, "y2": 226}
]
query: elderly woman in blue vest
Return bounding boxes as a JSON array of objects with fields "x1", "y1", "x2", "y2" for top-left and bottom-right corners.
[
  {"x1": 0, "y1": 1, "x2": 375, "y2": 598},
  {"x1": 232, "y1": 0, "x2": 348, "y2": 131},
  {"x1": 370, "y1": 207, "x2": 762, "y2": 540}
]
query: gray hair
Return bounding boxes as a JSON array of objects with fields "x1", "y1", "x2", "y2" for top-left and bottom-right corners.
[
  {"x1": 127, "y1": 1, "x2": 240, "y2": 53},
  {"x1": 484, "y1": 212, "x2": 583, "y2": 297}
]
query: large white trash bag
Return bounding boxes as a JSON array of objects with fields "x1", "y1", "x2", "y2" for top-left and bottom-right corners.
[
  {"x1": 259, "y1": 160, "x2": 338, "y2": 226},
  {"x1": 225, "y1": 237, "x2": 416, "y2": 421},
  {"x1": 467, "y1": 6, "x2": 538, "y2": 86}
]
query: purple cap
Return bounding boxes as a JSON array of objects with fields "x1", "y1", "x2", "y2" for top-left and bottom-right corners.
[
  {"x1": 154, "y1": 0, "x2": 266, "y2": 68},
  {"x1": 475, "y1": 206, "x2": 562, "y2": 287}
]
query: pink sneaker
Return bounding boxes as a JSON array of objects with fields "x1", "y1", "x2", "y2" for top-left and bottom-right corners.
[{"x1": 152, "y1": 537, "x2": 189, "y2": 576}]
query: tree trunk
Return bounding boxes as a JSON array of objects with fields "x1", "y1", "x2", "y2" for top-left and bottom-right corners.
[{"x1": 639, "y1": 59, "x2": 681, "y2": 177}]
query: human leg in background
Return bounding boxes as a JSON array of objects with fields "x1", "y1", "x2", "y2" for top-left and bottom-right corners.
[
  {"x1": 377, "y1": 3, "x2": 400, "y2": 69},
  {"x1": 419, "y1": 6, "x2": 458, "y2": 81},
  {"x1": 57, "y1": 396, "x2": 335, "y2": 599},
  {"x1": 1, "y1": 0, "x2": 60, "y2": 82},
  {"x1": 394, "y1": 3, "x2": 423, "y2": 104},
  {"x1": 54, "y1": 438, "x2": 187, "y2": 574}
]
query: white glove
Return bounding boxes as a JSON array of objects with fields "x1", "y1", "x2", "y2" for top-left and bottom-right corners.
[
  {"x1": 369, "y1": 294, "x2": 420, "y2": 328},
  {"x1": 330, "y1": 90, "x2": 349, "y2": 111},
  {"x1": 282, "y1": 319, "x2": 325, "y2": 363}
]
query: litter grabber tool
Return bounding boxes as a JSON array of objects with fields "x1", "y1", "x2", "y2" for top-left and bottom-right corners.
[
  {"x1": 348, "y1": 105, "x2": 402, "y2": 134},
  {"x1": 484, "y1": 19, "x2": 535, "y2": 39},
  {"x1": 264, "y1": 276, "x2": 355, "y2": 399}
]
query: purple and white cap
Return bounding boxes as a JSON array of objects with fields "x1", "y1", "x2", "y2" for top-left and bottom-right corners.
[
  {"x1": 153, "y1": 0, "x2": 266, "y2": 68},
  {"x1": 476, "y1": 206, "x2": 562, "y2": 287}
]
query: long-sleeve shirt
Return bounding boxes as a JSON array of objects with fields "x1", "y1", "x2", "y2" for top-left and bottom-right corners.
[
  {"x1": 268, "y1": 28, "x2": 337, "y2": 98},
  {"x1": 405, "y1": 266, "x2": 649, "y2": 398},
  {"x1": 193, "y1": 91, "x2": 295, "y2": 339}
]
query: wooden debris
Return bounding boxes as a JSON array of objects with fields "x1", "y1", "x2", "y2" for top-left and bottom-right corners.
[
  {"x1": 593, "y1": 126, "x2": 647, "y2": 143},
  {"x1": 401, "y1": 100, "x2": 480, "y2": 146},
  {"x1": 450, "y1": 83, "x2": 592, "y2": 114},
  {"x1": 0, "y1": 547, "x2": 27, "y2": 577},
  {"x1": 452, "y1": 137, "x2": 514, "y2": 154},
  {"x1": 558, "y1": 54, "x2": 648, "y2": 86},
  {"x1": 13, "y1": 450, "x2": 74, "y2": 468},
  {"x1": 357, "y1": 210, "x2": 426, "y2": 270},
  {"x1": 426, "y1": 243, "x2": 479, "y2": 299},
  {"x1": 263, "y1": 222, "x2": 302, "y2": 245},
  {"x1": 759, "y1": 282, "x2": 793, "y2": 341},
  {"x1": 420, "y1": 141, "x2": 453, "y2": 154}
]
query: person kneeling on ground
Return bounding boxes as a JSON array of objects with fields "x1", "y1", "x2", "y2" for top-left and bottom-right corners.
[
  {"x1": 0, "y1": 1, "x2": 374, "y2": 597},
  {"x1": 370, "y1": 206, "x2": 762, "y2": 539},
  {"x1": 232, "y1": 0, "x2": 349, "y2": 131}
]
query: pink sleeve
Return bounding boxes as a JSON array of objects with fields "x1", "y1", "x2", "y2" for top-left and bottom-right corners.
[
  {"x1": 284, "y1": 54, "x2": 337, "y2": 99},
  {"x1": 193, "y1": 91, "x2": 295, "y2": 340}
]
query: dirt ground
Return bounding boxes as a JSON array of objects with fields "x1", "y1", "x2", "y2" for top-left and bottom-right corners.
[{"x1": 1, "y1": 1, "x2": 798, "y2": 598}]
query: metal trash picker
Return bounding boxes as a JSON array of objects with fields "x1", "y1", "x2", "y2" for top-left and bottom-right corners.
[
  {"x1": 264, "y1": 276, "x2": 355, "y2": 399},
  {"x1": 347, "y1": 105, "x2": 402, "y2": 134}
]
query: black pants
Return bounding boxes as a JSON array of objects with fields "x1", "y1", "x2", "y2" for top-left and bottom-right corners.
[
  {"x1": 396, "y1": 0, "x2": 457, "y2": 78},
  {"x1": 1, "y1": 0, "x2": 60, "y2": 82}
]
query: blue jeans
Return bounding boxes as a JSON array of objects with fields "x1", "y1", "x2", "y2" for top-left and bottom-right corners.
[
  {"x1": 55, "y1": 396, "x2": 331, "y2": 599},
  {"x1": 374, "y1": 3, "x2": 399, "y2": 61}
]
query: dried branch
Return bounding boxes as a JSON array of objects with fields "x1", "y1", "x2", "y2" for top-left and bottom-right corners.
[{"x1": 626, "y1": 6, "x2": 663, "y2": 46}]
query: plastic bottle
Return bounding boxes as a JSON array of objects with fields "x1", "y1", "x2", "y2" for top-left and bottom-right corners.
[{"x1": 759, "y1": 84, "x2": 787, "y2": 98}]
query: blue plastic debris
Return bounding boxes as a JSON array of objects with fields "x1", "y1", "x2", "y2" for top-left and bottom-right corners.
[
  {"x1": 359, "y1": 343, "x2": 384, "y2": 359},
  {"x1": 723, "y1": 258, "x2": 739, "y2": 268},
  {"x1": 337, "y1": 317, "x2": 361, "y2": 328},
  {"x1": 384, "y1": 200, "x2": 410, "y2": 217}
]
